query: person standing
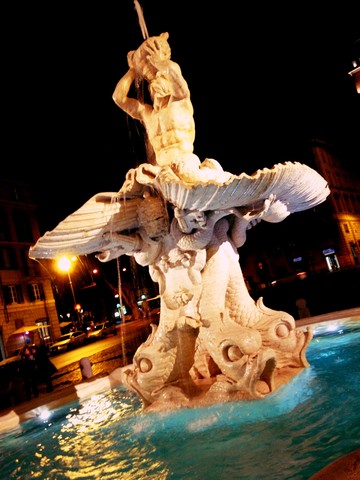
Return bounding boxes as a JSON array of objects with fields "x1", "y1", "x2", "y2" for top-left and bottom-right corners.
[
  {"x1": 20, "y1": 345, "x2": 39, "y2": 400},
  {"x1": 34, "y1": 342, "x2": 57, "y2": 393}
]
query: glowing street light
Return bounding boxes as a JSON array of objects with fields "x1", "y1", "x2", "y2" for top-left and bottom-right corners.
[
  {"x1": 348, "y1": 39, "x2": 360, "y2": 94},
  {"x1": 57, "y1": 256, "x2": 81, "y2": 325}
]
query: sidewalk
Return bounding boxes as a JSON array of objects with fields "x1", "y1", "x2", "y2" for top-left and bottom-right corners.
[
  {"x1": 0, "y1": 367, "x2": 125, "y2": 434},
  {"x1": 1, "y1": 306, "x2": 359, "y2": 435},
  {"x1": 0, "y1": 342, "x2": 129, "y2": 434}
]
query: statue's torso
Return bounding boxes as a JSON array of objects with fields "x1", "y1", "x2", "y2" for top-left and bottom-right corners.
[{"x1": 146, "y1": 99, "x2": 195, "y2": 166}]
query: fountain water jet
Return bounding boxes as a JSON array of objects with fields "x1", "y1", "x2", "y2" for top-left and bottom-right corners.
[
  {"x1": 29, "y1": 28, "x2": 330, "y2": 413},
  {"x1": 133, "y1": 0, "x2": 149, "y2": 40}
]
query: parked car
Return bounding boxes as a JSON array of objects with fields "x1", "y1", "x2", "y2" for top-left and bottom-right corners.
[
  {"x1": 0, "y1": 347, "x2": 23, "y2": 368},
  {"x1": 87, "y1": 321, "x2": 117, "y2": 341},
  {"x1": 49, "y1": 331, "x2": 86, "y2": 355}
]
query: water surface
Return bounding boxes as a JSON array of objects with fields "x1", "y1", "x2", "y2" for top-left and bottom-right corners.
[{"x1": 1, "y1": 321, "x2": 359, "y2": 479}]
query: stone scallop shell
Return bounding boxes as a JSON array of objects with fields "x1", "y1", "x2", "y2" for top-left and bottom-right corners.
[
  {"x1": 154, "y1": 161, "x2": 330, "y2": 213},
  {"x1": 29, "y1": 162, "x2": 330, "y2": 260},
  {"x1": 29, "y1": 193, "x2": 142, "y2": 259}
]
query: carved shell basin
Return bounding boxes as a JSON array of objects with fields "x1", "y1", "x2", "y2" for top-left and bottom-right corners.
[
  {"x1": 29, "y1": 193, "x2": 142, "y2": 259},
  {"x1": 154, "y1": 161, "x2": 330, "y2": 213},
  {"x1": 29, "y1": 162, "x2": 330, "y2": 260}
]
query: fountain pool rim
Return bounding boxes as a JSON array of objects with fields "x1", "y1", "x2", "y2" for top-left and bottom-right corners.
[{"x1": 1, "y1": 306, "x2": 360, "y2": 437}]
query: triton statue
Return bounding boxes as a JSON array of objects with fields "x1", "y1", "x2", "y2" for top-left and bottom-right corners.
[{"x1": 29, "y1": 32, "x2": 330, "y2": 412}]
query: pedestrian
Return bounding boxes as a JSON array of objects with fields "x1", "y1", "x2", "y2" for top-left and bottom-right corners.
[
  {"x1": 35, "y1": 342, "x2": 57, "y2": 393},
  {"x1": 20, "y1": 345, "x2": 39, "y2": 400}
]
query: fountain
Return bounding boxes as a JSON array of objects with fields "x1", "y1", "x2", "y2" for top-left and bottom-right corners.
[
  {"x1": 29, "y1": 23, "x2": 330, "y2": 413},
  {"x1": 3, "y1": 6, "x2": 359, "y2": 478}
]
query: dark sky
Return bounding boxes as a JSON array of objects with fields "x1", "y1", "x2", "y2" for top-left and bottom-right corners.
[{"x1": 4, "y1": 1, "x2": 360, "y2": 234}]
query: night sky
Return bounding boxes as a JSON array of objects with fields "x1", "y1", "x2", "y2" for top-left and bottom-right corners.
[{"x1": 4, "y1": 1, "x2": 360, "y2": 234}]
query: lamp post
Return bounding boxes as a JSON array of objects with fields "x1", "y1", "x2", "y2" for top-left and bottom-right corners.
[{"x1": 58, "y1": 256, "x2": 82, "y2": 328}]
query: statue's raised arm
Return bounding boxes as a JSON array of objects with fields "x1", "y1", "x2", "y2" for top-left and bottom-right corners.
[{"x1": 112, "y1": 32, "x2": 197, "y2": 170}]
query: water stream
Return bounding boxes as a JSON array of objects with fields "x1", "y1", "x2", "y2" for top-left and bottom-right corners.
[{"x1": 134, "y1": 0, "x2": 149, "y2": 40}]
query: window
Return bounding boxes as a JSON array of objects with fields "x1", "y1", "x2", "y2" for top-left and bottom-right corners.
[
  {"x1": 0, "y1": 208, "x2": 11, "y2": 241},
  {"x1": 0, "y1": 248, "x2": 18, "y2": 269},
  {"x1": 27, "y1": 283, "x2": 45, "y2": 301},
  {"x1": 349, "y1": 242, "x2": 359, "y2": 264},
  {"x1": 20, "y1": 248, "x2": 30, "y2": 276},
  {"x1": 36, "y1": 319, "x2": 50, "y2": 343},
  {"x1": 3, "y1": 285, "x2": 24, "y2": 304},
  {"x1": 13, "y1": 210, "x2": 33, "y2": 243}
]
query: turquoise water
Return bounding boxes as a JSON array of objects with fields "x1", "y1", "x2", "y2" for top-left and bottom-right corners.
[{"x1": 1, "y1": 321, "x2": 359, "y2": 480}]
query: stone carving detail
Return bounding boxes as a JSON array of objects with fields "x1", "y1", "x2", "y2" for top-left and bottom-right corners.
[{"x1": 29, "y1": 33, "x2": 330, "y2": 412}]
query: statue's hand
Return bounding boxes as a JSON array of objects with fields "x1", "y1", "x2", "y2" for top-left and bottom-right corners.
[
  {"x1": 142, "y1": 33, "x2": 170, "y2": 59},
  {"x1": 127, "y1": 51, "x2": 135, "y2": 69}
]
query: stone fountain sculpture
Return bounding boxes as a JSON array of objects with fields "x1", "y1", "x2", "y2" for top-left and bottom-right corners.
[{"x1": 29, "y1": 32, "x2": 330, "y2": 412}]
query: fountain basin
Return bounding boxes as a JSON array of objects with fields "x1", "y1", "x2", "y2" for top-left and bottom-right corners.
[{"x1": 1, "y1": 309, "x2": 359, "y2": 480}]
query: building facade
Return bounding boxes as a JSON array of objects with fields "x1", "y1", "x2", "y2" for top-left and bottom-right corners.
[
  {"x1": 312, "y1": 139, "x2": 360, "y2": 269},
  {"x1": 0, "y1": 179, "x2": 61, "y2": 361},
  {"x1": 240, "y1": 139, "x2": 360, "y2": 290}
]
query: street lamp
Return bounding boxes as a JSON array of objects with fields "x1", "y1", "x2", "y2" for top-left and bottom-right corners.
[{"x1": 57, "y1": 256, "x2": 81, "y2": 327}]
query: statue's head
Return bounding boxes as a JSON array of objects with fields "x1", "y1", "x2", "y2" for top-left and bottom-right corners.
[{"x1": 128, "y1": 32, "x2": 171, "y2": 81}]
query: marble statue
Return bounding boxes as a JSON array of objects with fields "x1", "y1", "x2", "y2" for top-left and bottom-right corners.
[{"x1": 29, "y1": 32, "x2": 330, "y2": 412}]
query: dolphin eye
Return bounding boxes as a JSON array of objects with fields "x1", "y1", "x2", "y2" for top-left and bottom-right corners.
[
  {"x1": 275, "y1": 322, "x2": 292, "y2": 338},
  {"x1": 139, "y1": 357, "x2": 153, "y2": 373},
  {"x1": 224, "y1": 345, "x2": 243, "y2": 362}
]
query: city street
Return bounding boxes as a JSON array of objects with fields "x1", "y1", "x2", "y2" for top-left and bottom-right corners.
[{"x1": 51, "y1": 318, "x2": 152, "y2": 370}]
